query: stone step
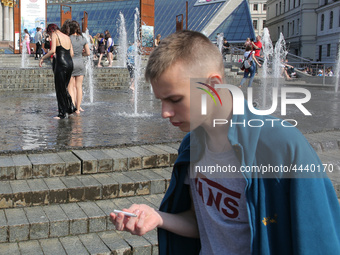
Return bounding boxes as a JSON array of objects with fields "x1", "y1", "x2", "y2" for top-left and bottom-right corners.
[
  {"x1": 0, "y1": 194, "x2": 162, "y2": 248},
  {"x1": 0, "y1": 167, "x2": 172, "y2": 210},
  {"x1": 0, "y1": 229, "x2": 158, "y2": 255},
  {"x1": 0, "y1": 143, "x2": 179, "y2": 180}
]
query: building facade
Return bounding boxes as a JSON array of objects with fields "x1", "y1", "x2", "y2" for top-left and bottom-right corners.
[
  {"x1": 249, "y1": 0, "x2": 267, "y2": 37},
  {"x1": 315, "y1": 0, "x2": 340, "y2": 62},
  {"x1": 266, "y1": 0, "x2": 319, "y2": 60}
]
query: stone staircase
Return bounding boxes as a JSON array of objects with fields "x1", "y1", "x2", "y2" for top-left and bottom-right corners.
[
  {"x1": 0, "y1": 133, "x2": 339, "y2": 254},
  {"x1": 0, "y1": 143, "x2": 180, "y2": 254}
]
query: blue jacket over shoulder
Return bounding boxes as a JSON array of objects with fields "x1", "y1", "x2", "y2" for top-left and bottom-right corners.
[{"x1": 158, "y1": 100, "x2": 340, "y2": 255}]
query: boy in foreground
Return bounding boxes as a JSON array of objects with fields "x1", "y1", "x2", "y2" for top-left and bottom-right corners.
[{"x1": 110, "y1": 31, "x2": 340, "y2": 254}]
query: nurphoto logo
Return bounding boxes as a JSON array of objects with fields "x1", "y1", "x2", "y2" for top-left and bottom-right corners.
[{"x1": 197, "y1": 83, "x2": 312, "y2": 127}]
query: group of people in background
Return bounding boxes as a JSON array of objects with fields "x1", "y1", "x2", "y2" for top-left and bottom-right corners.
[
  {"x1": 92, "y1": 30, "x2": 114, "y2": 67},
  {"x1": 239, "y1": 35, "x2": 263, "y2": 88},
  {"x1": 38, "y1": 20, "x2": 90, "y2": 119}
]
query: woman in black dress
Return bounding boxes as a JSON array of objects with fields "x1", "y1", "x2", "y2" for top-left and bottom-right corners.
[{"x1": 39, "y1": 23, "x2": 76, "y2": 119}]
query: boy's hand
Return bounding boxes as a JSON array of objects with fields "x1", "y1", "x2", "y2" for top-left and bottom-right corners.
[{"x1": 110, "y1": 204, "x2": 162, "y2": 236}]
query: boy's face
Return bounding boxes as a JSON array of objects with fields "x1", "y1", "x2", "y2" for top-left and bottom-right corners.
[{"x1": 151, "y1": 61, "x2": 204, "y2": 132}]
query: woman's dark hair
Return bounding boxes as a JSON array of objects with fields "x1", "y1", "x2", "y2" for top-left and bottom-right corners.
[
  {"x1": 69, "y1": 20, "x2": 82, "y2": 36},
  {"x1": 99, "y1": 33, "x2": 104, "y2": 38},
  {"x1": 60, "y1": 20, "x2": 71, "y2": 35},
  {"x1": 105, "y1": 32, "x2": 111, "y2": 40},
  {"x1": 245, "y1": 45, "x2": 252, "y2": 51},
  {"x1": 24, "y1": 29, "x2": 29, "y2": 34},
  {"x1": 46, "y1": 24, "x2": 60, "y2": 35}
]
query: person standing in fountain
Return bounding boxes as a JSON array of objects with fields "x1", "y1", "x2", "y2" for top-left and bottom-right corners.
[
  {"x1": 105, "y1": 32, "x2": 114, "y2": 67},
  {"x1": 239, "y1": 45, "x2": 261, "y2": 88},
  {"x1": 68, "y1": 20, "x2": 90, "y2": 114},
  {"x1": 39, "y1": 24, "x2": 76, "y2": 119},
  {"x1": 23, "y1": 29, "x2": 31, "y2": 55},
  {"x1": 34, "y1": 27, "x2": 43, "y2": 59},
  {"x1": 126, "y1": 40, "x2": 140, "y2": 91},
  {"x1": 97, "y1": 33, "x2": 106, "y2": 67}
]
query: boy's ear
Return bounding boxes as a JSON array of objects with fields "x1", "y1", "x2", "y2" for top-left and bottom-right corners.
[{"x1": 207, "y1": 74, "x2": 223, "y2": 88}]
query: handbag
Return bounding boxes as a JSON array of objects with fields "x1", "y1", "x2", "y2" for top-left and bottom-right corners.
[{"x1": 240, "y1": 52, "x2": 252, "y2": 70}]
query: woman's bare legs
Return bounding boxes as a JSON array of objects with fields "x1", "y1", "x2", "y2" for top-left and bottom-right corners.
[
  {"x1": 108, "y1": 52, "x2": 112, "y2": 67},
  {"x1": 68, "y1": 77, "x2": 76, "y2": 106},
  {"x1": 74, "y1": 75, "x2": 84, "y2": 114},
  {"x1": 97, "y1": 53, "x2": 103, "y2": 67}
]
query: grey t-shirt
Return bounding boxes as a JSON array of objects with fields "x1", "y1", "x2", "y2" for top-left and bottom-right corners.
[
  {"x1": 186, "y1": 145, "x2": 251, "y2": 255},
  {"x1": 70, "y1": 35, "x2": 87, "y2": 58}
]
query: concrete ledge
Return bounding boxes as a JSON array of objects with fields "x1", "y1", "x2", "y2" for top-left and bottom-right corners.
[
  {"x1": 0, "y1": 143, "x2": 178, "y2": 180},
  {"x1": 0, "y1": 168, "x2": 171, "y2": 209}
]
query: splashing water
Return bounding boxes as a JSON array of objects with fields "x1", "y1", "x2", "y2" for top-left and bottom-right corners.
[
  {"x1": 118, "y1": 12, "x2": 128, "y2": 68},
  {"x1": 217, "y1": 33, "x2": 224, "y2": 53},
  {"x1": 273, "y1": 33, "x2": 287, "y2": 87},
  {"x1": 260, "y1": 28, "x2": 274, "y2": 107},
  {"x1": 21, "y1": 39, "x2": 29, "y2": 68},
  {"x1": 83, "y1": 29, "x2": 95, "y2": 103},
  {"x1": 133, "y1": 7, "x2": 142, "y2": 115}
]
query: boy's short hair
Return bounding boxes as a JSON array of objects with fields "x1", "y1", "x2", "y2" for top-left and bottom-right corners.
[{"x1": 145, "y1": 30, "x2": 224, "y2": 83}]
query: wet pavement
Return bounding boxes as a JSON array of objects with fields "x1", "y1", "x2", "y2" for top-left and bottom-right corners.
[{"x1": 0, "y1": 84, "x2": 339, "y2": 154}]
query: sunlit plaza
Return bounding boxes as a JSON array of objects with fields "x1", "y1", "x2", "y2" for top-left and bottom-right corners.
[{"x1": 0, "y1": 0, "x2": 339, "y2": 254}]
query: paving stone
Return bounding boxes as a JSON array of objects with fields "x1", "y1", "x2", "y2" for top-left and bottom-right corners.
[
  {"x1": 18, "y1": 240, "x2": 44, "y2": 255},
  {"x1": 128, "y1": 146, "x2": 158, "y2": 169},
  {"x1": 11, "y1": 154, "x2": 32, "y2": 179},
  {"x1": 26, "y1": 179, "x2": 49, "y2": 206},
  {"x1": 92, "y1": 173, "x2": 119, "y2": 199},
  {"x1": 117, "y1": 231, "x2": 152, "y2": 255},
  {"x1": 72, "y1": 150, "x2": 98, "y2": 174},
  {"x1": 76, "y1": 175, "x2": 102, "y2": 201},
  {"x1": 143, "y1": 194, "x2": 164, "y2": 208},
  {"x1": 0, "y1": 210, "x2": 7, "y2": 243},
  {"x1": 57, "y1": 152, "x2": 81, "y2": 176},
  {"x1": 78, "y1": 233, "x2": 111, "y2": 255},
  {"x1": 44, "y1": 177, "x2": 68, "y2": 204},
  {"x1": 108, "y1": 172, "x2": 136, "y2": 197},
  {"x1": 0, "y1": 242, "x2": 20, "y2": 255},
  {"x1": 0, "y1": 180, "x2": 13, "y2": 209},
  {"x1": 153, "y1": 144, "x2": 178, "y2": 166},
  {"x1": 42, "y1": 204, "x2": 69, "y2": 238},
  {"x1": 24, "y1": 206, "x2": 49, "y2": 240},
  {"x1": 308, "y1": 141, "x2": 322, "y2": 152},
  {"x1": 152, "y1": 168, "x2": 172, "y2": 190},
  {"x1": 139, "y1": 170, "x2": 166, "y2": 194},
  {"x1": 143, "y1": 229, "x2": 159, "y2": 255},
  {"x1": 111, "y1": 197, "x2": 134, "y2": 211},
  {"x1": 60, "y1": 203, "x2": 88, "y2": 235},
  {"x1": 59, "y1": 236, "x2": 89, "y2": 255},
  {"x1": 78, "y1": 201, "x2": 106, "y2": 233},
  {"x1": 127, "y1": 196, "x2": 156, "y2": 209},
  {"x1": 10, "y1": 179, "x2": 32, "y2": 207},
  {"x1": 141, "y1": 145, "x2": 170, "y2": 167},
  {"x1": 27, "y1": 154, "x2": 50, "y2": 178},
  {"x1": 43, "y1": 153, "x2": 66, "y2": 177},
  {"x1": 97, "y1": 230, "x2": 131, "y2": 254},
  {"x1": 115, "y1": 148, "x2": 142, "y2": 171},
  {"x1": 123, "y1": 171, "x2": 151, "y2": 196},
  {"x1": 0, "y1": 156, "x2": 15, "y2": 180},
  {"x1": 39, "y1": 238, "x2": 67, "y2": 255},
  {"x1": 95, "y1": 200, "x2": 117, "y2": 231},
  {"x1": 60, "y1": 176, "x2": 85, "y2": 202},
  {"x1": 5, "y1": 208, "x2": 29, "y2": 242},
  {"x1": 102, "y1": 149, "x2": 128, "y2": 171},
  {"x1": 320, "y1": 140, "x2": 339, "y2": 152},
  {"x1": 87, "y1": 150, "x2": 113, "y2": 172},
  {"x1": 164, "y1": 143, "x2": 180, "y2": 150}
]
